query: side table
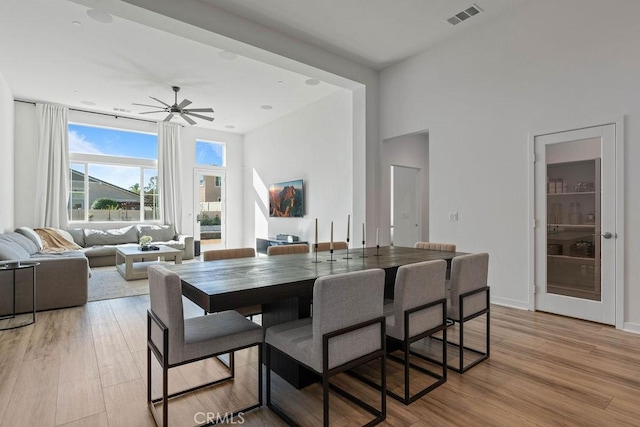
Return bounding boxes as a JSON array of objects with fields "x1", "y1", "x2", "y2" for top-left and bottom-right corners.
[{"x1": 0, "y1": 261, "x2": 39, "y2": 330}]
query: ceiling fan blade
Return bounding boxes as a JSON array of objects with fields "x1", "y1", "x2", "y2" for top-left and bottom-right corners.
[
  {"x1": 180, "y1": 113, "x2": 196, "y2": 125},
  {"x1": 177, "y1": 99, "x2": 192, "y2": 109},
  {"x1": 164, "y1": 113, "x2": 174, "y2": 122},
  {"x1": 149, "y1": 96, "x2": 171, "y2": 108},
  {"x1": 185, "y1": 112, "x2": 214, "y2": 121},
  {"x1": 183, "y1": 108, "x2": 214, "y2": 113},
  {"x1": 138, "y1": 110, "x2": 166, "y2": 114},
  {"x1": 133, "y1": 102, "x2": 166, "y2": 108}
]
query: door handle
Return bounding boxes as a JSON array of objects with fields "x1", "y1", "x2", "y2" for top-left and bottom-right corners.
[{"x1": 593, "y1": 232, "x2": 614, "y2": 239}]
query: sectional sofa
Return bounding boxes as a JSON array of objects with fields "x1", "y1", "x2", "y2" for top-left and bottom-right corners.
[{"x1": 0, "y1": 224, "x2": 193, "y2": 313}]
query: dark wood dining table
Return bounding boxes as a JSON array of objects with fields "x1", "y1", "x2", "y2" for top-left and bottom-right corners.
[{"x1": 167, "y1": 245, "x2": 466, "y2": 388}]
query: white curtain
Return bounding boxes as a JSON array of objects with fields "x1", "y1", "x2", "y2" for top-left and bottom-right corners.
[
  {"x1": 35, "y1": 103, "x2": 69, "y2": 228},
  {"x1": 158, "y1": 122, "x2": 183, "y2": 233}
]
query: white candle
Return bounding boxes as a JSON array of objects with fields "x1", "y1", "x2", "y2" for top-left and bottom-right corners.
[
  {"x1": 346, "y1": 214, "x2": 350, "y2": 241},
  {"x1": 362, "y1": 223, "x2": 365, "y2": 243},
  {"x1": 376, "y1": 228, "x2": 379, "y2": 246},
  {"x1": 330, "y1": 221, "x2": 334, "y2": 250},
  {"x1": 315, "y1": 218, "x2": 318, "y2": 244}
]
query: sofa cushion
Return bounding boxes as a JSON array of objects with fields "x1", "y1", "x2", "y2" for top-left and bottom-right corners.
[
  {"x1": 66, "y1": 228, "x2": 85, "y2": 247},
  {"x1": 0, "y1": 235, "x2": 32, "y2": 260},
  {"x1": 82, "y1": 245, "x2": 119, "y2": 258},
  {"x1": 0, "y1": 232, "x2": 39, "y2": 258},
  {"x1": 84, "y1": 226, "x2": 138, "y2": 246},
  {"x1": 15, "y1": 227, "x2": 44, "y2": 251},
  {"x1": 136, "y1": 224, "x2": 175, "y2": 243},
  {"x1": 155, "y1": 240, "x2": 185, "y2": 251}
]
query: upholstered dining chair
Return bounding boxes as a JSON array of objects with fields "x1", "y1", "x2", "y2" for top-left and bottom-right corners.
[
  {"x1": 382, "y1": 260, "x2": 448, "y2": 404},
  {"x1": 202, "y1": 247, "x2": 260, "y2": 318},
  {"x1": 147, "y1": 266, "x2": 263, "y2": 427},
  {"x1": 312, "y1": 241, "x2": 349, "y2": 252},
  {"x1": 414, "y1": 242, "x2": 457, "y2": 252},
  {"x1": 266, "y1": 243, "x2": 309, "y2": 255},
  {"x1": 447, "y1": 252, "x2": 490, "y2": 373},
  {"x1": 202, "y1": 247, "x2": 255, "y2": 261},
  {"x1": 265, "y1": 269, "x2": 387, "y2": 426}
]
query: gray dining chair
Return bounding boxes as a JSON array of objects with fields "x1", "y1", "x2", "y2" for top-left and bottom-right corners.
[
  {"x1": 414, "y1": 242, "x2": 457, "y2": 252},
  {"x1": 312, "y1": 241, "x2": 348, "y2": 252},
  {"x1": 202, "y1": 247, "x2": 261, "y2": 319},
  {"x1": 146, "y1": 266, "x2": 263, "y2": 427},
  {"x1": 267, "y1": 243, "x2": 309, "y2": 255},
  {"x1": 383, "y1": 260, "x2": 448, "y2": 404},
  {"x1": 265, "y1": 269, "x2": 387, "y2": 426},
  {"x1": 447, "y1": 252, "x2": 490, "y2": 373}
]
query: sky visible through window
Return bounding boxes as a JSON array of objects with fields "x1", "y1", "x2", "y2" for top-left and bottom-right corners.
[
  {"x1": 69, "y1": 124, "x2": 157, "y2": 191},
  {"x1": 196, "y1": 140, "x2": 224, "y2": 166}
]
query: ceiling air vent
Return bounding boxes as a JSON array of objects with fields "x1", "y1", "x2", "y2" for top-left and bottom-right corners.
[{"x1": 447, "y1": 4, "x2": 483, "y2": 25}]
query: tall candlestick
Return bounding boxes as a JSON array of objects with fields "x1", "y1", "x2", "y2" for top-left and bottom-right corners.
[
  {"x1": 346, "y1": 214, "x2": 350, "y2": 241},
  {"x1": 376, "y1": 228, "x2": 379, "y2": 246},
  {"x1": 330, "y1": 221, "x2": 334, "y2": 250},
  {"x1": 362, "y1": 223, "x2": 365, "y2": 243},
  {"x1": 315, "y1": 218, "x2": 318, "y2": 244}
]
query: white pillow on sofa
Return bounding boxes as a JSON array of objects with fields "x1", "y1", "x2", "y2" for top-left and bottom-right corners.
[{"x1": 15, "y1": 226, "x2": 43, "y2": 251}]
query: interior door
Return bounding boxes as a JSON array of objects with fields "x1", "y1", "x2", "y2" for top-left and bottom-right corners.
[
  {"x1": 534, "y1": 124, "x2": 616, "y2": 324},
  {"x1": 194, "y1": 170, "x2": 225, "y2": 251},
  {"x1": 391, "y1": 165, "x2": 421, "y2": 247}
]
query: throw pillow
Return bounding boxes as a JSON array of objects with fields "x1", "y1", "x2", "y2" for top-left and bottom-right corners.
[
  {"x1": 84, "y1": 226, "x2": 138, "y2": 246},
  {"x1": 15, "y1": 226, "x2": 44, "y2": 251}
]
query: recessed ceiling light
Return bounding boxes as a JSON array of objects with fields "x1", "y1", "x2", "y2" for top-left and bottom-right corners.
[
  {"x1": 305, "y1": 78, "x2": 320, "y2": 86},
  {"x1": 86, "y1": 9, "x2": 113, "y2": 24},
  {"x1": 81, "y1": 100, "x2": 96, "y2": 106},
  {"x1": 218, "y1": 51, "x2": 237, "y2": 60},
  {"x1": 72, "y1": 21, "x2": 82, "y2": 26},
  {"x1": 225, "y1": 125, "x2": 235, "y2": 129},
  {"x1": 260, "y1": 105, "x2": 273, "y2": 110}
]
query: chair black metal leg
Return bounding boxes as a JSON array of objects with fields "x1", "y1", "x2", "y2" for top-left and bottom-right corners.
[
  {"x1": 258, "y1": 343, "x2": 263, "y2": 407},
  {"x1": 265, "y1": 343, "x2": 271, "y2": 408},
  {"x1": 459, "y1": 319, "x2": 464, "y2": 373},
  {"x1": 323, "y1": 372, "x2": 330, "y2": 427},
  {"x1": 162, "y1": 362, "x2": 168, "y2": 427}
]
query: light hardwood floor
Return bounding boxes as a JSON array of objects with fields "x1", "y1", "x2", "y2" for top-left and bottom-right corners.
[{"x1": 0, "y1": 297, "x2": 639, "y2": 426}]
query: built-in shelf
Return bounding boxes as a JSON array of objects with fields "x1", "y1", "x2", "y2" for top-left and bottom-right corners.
[
  {"x1": 547, "y1": 191, "x2": 595, "y2": 196},
  {"x1": 548, "y1": 224, "x2": 595, "y2": 228},
  {"x1": 547, "y1": 254, "x2": 595, "y2": 262}
]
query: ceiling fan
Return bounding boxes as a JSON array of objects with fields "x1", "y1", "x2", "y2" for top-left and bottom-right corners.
[{"x1": 133, "y1": 86, "x2": 214, "y2": 125}]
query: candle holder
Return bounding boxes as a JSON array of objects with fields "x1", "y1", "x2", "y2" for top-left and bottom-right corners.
[
  {"x1": 312, "y1": 243, "x2": 321, "y2": 263},
  {"x1": 375, "y1": 244, "x2": 381, "y2": 256},
  {"x1": 359, "y1": 240, "x2": 368, "y2": 258},
  {"x1": 343, "y1": 238, "x2": 352, "y2": 260},
  {"x1": 327, "y1": 249, "x2": 336, "y2": 262}
]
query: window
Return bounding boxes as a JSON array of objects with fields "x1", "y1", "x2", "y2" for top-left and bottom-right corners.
[
  {"x1": 195, "y1": 140, "x2": 225, "y2": 167},
  {"x1": 68, "y1": 124, "x2": 159, "y2": 222}
]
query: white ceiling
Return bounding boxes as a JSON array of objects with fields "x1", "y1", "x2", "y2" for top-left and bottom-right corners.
[{"x1": 0, "y1": 0, "x2": 524, "y2": 133}]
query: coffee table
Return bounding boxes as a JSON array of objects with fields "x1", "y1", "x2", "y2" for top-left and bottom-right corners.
[{"x1": 115, "y1": 245, "x2": 182, "y2": 280}]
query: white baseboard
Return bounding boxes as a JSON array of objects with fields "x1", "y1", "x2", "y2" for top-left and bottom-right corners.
[
  {"x1": 623, "y1": 322, "x2": 640, "y2": 335},
  {"x1": 490, "y1": 296, "x2": 529, "y2": 310}
]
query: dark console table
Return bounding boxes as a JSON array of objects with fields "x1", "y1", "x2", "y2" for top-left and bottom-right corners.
[{"x1": 256, "y1": 237, "x2": 309, "y2": 255}]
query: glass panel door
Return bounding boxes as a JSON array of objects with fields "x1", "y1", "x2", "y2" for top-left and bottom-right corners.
[
  {"x1": 196, "y1": 172, "x2": 225, "y2": 251},
  {"x1": 546, "y1": 157, "x2": 600, "y2": 301}
]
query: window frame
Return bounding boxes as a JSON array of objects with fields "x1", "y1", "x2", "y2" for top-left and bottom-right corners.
[
  {"x1": 195, "y1": 139, "x2": 226, "y2": 168},
  {"x1": 68, "y1": 123, "x2": 160, "y2": 223}
]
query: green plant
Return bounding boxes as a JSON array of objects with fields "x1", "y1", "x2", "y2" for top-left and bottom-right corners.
[{"x1": 91, "y1": 198, "x2": 119, "y2": 210}]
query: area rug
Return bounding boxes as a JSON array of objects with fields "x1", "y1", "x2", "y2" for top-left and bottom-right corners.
[{"x1": 88, "y1": 266, "x2": 149, "y2": 302}]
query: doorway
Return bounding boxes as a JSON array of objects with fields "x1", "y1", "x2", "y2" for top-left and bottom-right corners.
[
  {"x1": 531, "y1": 123, "x2": 623, "y2": 326},
  {"x1": 194, "y1": 170, "x2": 226, "y2": 251},
  {"x1": 391, "y1": 165, "x2": 421, "y2": 247}
]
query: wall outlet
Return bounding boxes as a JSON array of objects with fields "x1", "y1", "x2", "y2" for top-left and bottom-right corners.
[{"x1": 449, "y1": 212, "x2": 459, "y2": 221}]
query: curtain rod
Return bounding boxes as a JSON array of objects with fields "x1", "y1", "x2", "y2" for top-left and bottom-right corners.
[{"x1": 14, "y1": 99, "x2": 159, "y2": 125}]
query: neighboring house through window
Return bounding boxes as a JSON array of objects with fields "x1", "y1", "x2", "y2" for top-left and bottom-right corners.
[{"x1": 68, "y1": 123, "x2": 159, "y2": 222}]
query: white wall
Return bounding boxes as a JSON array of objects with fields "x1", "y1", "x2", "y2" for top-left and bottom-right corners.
[
  {"x1": 13, "y1": 104, "x2": 245, "y2": 244},
  {"x1": 381, "y1": 133, "x2": 429, "y2": 245},
  {"x1": 243, "y1": 90, "x2": 353, "y2": 247},
  {"x1": 379, "y1": 0, "x2": 640, "y2": 327},
  {"x1": 0, "y1": 70, "x2": 13, "y2": 232}
]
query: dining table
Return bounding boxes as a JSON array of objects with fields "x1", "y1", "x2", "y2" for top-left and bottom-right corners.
[{"x1": 166, "y1": 245, "x2": 466, "y2": 389}]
